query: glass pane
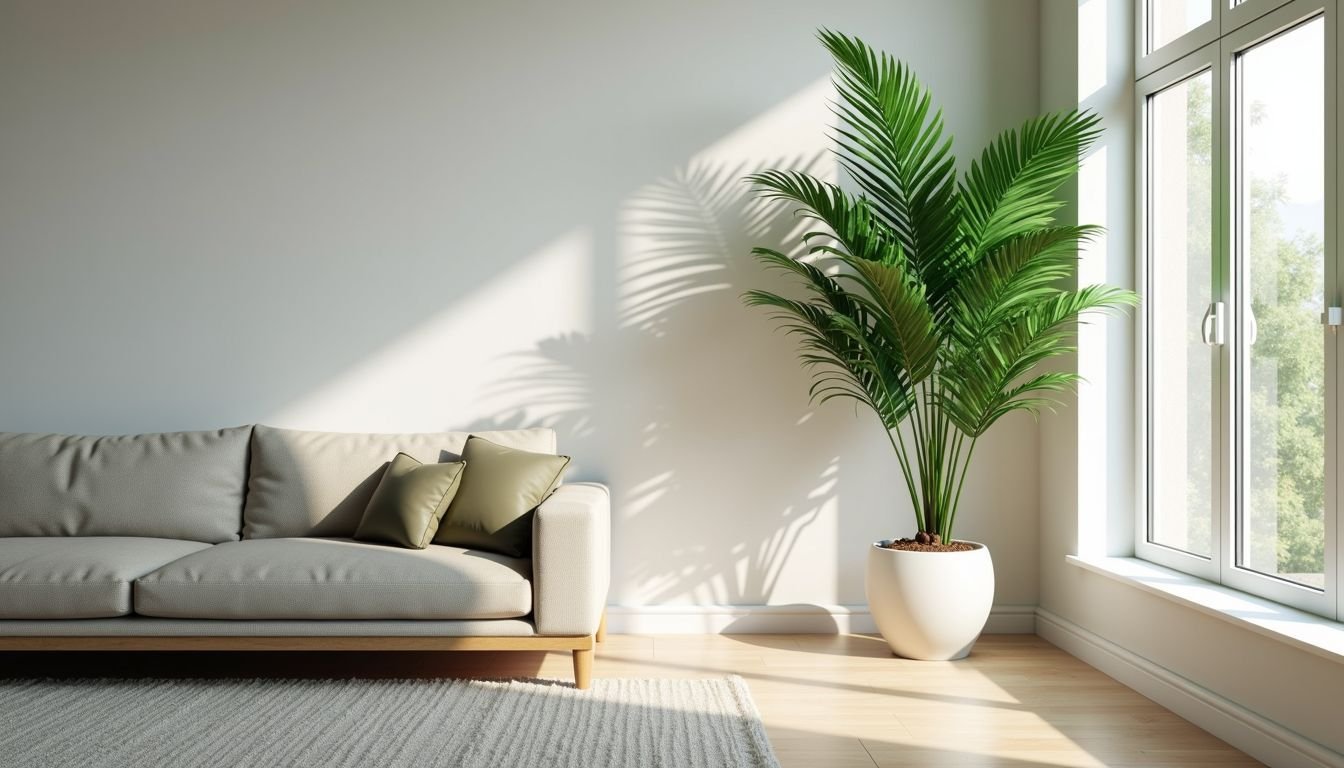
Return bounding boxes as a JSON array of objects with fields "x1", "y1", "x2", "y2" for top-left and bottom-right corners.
[
  {"x1": 1148, "y1": 71, "x2": 1215, "y2": 558},
  {"x1": 1237, "y1": 17, "x2": 1327, "y2": 590},
  {"x1": 1149, "y1": 0, "x2": 1212, "y2": 52}
]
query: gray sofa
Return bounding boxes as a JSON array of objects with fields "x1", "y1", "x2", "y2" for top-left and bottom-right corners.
[{"x1": 0, "y1": 425, "x2": 610, "y2": 687}]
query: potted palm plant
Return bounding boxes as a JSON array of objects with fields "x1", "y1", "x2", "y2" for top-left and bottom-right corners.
[{"x1": 744, "y1": 31, "x2": 1135, "y2": 660}]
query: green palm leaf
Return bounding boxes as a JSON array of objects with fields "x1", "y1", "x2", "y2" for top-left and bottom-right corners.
[
  {"x1": 941, "y1": 285, "x2": 1137, "y2": 436},
  {"x1": 817, "y1": 29, "x2": 962, "y2": 309},
  {"x1": 843, "y1": 259, "x2": 938, "y2": 384},
  {"x1": 960, "y1": 111, "x2": 1102, "y2": 259},
  {"x1": 745, "y1": 249, "x2": 917, "y2": 428},
  {"x1": 950, "y1": 225, "x2": 1100, "y2": 344},
  {"x1": 746, "y1": 170, "x2": 894, "y2": 265}
]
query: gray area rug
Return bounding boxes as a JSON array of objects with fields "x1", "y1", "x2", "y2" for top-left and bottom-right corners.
[{"x1": 0, "y1": 676, "x2": 779, "y2": 768}]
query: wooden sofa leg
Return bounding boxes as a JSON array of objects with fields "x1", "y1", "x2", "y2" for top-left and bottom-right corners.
[
  {"x1": 572, "y1": 648, "x2": 593, "y2": 689},
  {"x1": 595, "y1": 610, "x2": 607, "y2": 643}
]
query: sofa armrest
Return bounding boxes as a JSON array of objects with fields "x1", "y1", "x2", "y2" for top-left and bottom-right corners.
[{"x1": 532, "y1": 483, "x2": 610, "y2": 636}]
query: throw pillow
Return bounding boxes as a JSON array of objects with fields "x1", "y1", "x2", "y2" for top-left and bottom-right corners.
[
  {"x1": 353, "y1": 453, "x2": 466, "y2": 549},
  {"x1": 434, "y1": 435, "x2": 571, "y2": 557}
]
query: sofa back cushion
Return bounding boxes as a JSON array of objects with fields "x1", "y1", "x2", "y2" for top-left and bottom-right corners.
[
  {"x1": 242, "y1": 425, "x2": 557, "y2": 539},
  {"x1": 0, "y1": 427, "x2": 251, "y2": 543}
]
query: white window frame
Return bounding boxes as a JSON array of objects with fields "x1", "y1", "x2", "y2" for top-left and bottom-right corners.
[
  {"x1": 1137, "y1": 0, "x2": 1219, "y2": 78},
  {"x1": 1138, "y1": 0, "x2": 1333, "y2": 75},
  {"x1": 1136, "y1": 0, "x2": 1342, "y2": 620}
]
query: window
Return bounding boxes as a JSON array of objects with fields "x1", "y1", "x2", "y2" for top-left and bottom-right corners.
[
  {"x1": 1234, "y1": 17, "x2": 1327, "y2": 591},
  {"x1": 1148, "y1": 0, "x2": 1214, "y2": 52},
  {"x1": 1147, "y1": 67, "x2": 1217, "y2": 566},
  {"x1": 1138, "y1": 0, "x2": 1339, "y2": 619}
]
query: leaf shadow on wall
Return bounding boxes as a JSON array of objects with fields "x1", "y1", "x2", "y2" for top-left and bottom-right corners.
[{"x1": 472, "y1": 157, "x2": 852, "y2": 612}]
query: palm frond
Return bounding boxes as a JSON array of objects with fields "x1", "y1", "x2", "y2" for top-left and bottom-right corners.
[
  {"x1": 842, "y1": 259, "x2": 938, "y2": 384},
  {"x1": 746, "y1": 170, "x2": 894, "y2": 264},
  {"x1": 744, "y1": 249, "x2": 919, "y2": 428},
  {"x1": 949, "y1": 225, "x2": 1100, "y2": 344},
  {"x1": 940, "y1": 285, "x2": 1136, "y2": 435},
  {"x1": 960, "y1": 111, "x2": 1102, "y2": 259},
  {"x1": 818, "y1": 28, "x2": 962, "y2": 309}
]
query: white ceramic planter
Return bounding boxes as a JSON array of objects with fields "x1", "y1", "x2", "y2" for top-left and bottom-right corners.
[{"x1": 865, "y1": 541, "x2": 994, "y2": 660}]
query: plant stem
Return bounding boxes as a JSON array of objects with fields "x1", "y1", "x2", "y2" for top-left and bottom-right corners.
[
  {"x1": 910, "y1": 379, "x2": 932, "y2": 532},
  {"x1": 944, "y1": 437, "x2": 979, "y2": 542},
  {"x1": 885, "y1": 423, "x2": 922, "y2": 535},
  {"x1": 941, "y1": 429, "x2": 963, "y2": 537},
  {"x1": 919, "y1": 381, "x2": 938, "y2": 534}
]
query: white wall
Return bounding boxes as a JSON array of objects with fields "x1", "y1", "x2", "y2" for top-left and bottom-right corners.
[
  {"x1": 1038, "y1": 1, "x2": 1344, "y2": 763},
  {"x1": 0, "y1": 0, "x2": 1043, "y2": 621}
]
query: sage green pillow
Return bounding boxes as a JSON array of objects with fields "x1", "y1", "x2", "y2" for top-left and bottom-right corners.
[
  {"x1": 353, "y1": 453, "x2": 466, "y2": 549},
  {"x1": 434, "y1": 436, "x2": 571, "y2": 557}
]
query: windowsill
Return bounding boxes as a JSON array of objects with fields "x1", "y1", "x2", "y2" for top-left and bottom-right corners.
[{"x1": 1066, "y1": 555, "x2": 1344, "y2": 664}]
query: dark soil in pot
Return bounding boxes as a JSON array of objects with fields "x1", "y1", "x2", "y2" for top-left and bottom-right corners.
[{"x1": 878, "y1": 538, "x2": 977, "y2": 552}]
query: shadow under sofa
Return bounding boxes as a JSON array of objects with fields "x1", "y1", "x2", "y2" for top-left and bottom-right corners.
[{"x1": 0, "y1": 425, "x2": 610, "y2": 688}]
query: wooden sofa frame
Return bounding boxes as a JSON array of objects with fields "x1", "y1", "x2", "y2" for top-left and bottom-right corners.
[{"x1": 0, "y1": 612, "x2": 609, "y2": 689}]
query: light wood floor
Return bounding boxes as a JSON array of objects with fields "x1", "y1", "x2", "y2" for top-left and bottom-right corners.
[
  {"x1": 543, "y1": 633, "x2": 1262, "y2": 768},
  {"x1": 1, "y1": 634, "x2": 1262, "y2": 767}
]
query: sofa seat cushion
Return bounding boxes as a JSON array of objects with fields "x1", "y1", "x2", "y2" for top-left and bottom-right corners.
[
  {"x1": 134, "y1": 538, "x2": 533, "y2": 620},
  {"x1": 0, "y1": 537, "x2": 211, "y2": 619}
]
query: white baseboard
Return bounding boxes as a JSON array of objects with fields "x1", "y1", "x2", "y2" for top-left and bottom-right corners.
[
  {"x1": 603, "y1": 603, "x2": 1036, "y2": 635},
  {"x1": 983, "y1": 604, "x2": 1037, "y2": 633},
  {"x1": 1036, "y1": 608, "x2": 1344, "y2": 768}
]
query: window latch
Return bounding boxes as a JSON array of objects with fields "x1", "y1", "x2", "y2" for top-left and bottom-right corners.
[
  {"x1": 1322, "y1": 306, "x2": 1342, "y2": 334},
  {"x1": 1200, "y1": 301, "x2": 1225, "y2": 346}
]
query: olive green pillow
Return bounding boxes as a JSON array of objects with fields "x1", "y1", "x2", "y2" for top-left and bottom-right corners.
[
  {"x1": 353, "y1": 453, "x2": 466, "y2": 549},
  {"x1": 434, "y1": 436, "x2": 571, "y2": 557}
]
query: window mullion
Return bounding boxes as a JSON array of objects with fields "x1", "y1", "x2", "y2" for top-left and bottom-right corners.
[
  {"x1": 1217, "y1": 34, "x2": 1234, "y2": 588},
  {"x1": 1332, "y1": 0, "x2": 1342, "y2": 621}
]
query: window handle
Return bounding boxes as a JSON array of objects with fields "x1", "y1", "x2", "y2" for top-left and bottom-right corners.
[
  {"x1": 1246, "y1": 306, "x2": 1258, "y2": 346},
  {"x1": 1201, "y1": 301, "x2": 1225, "y2": 346},
  {"x1": 1323, "y1": 306, "x2": 1342, "y2": 335}
]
